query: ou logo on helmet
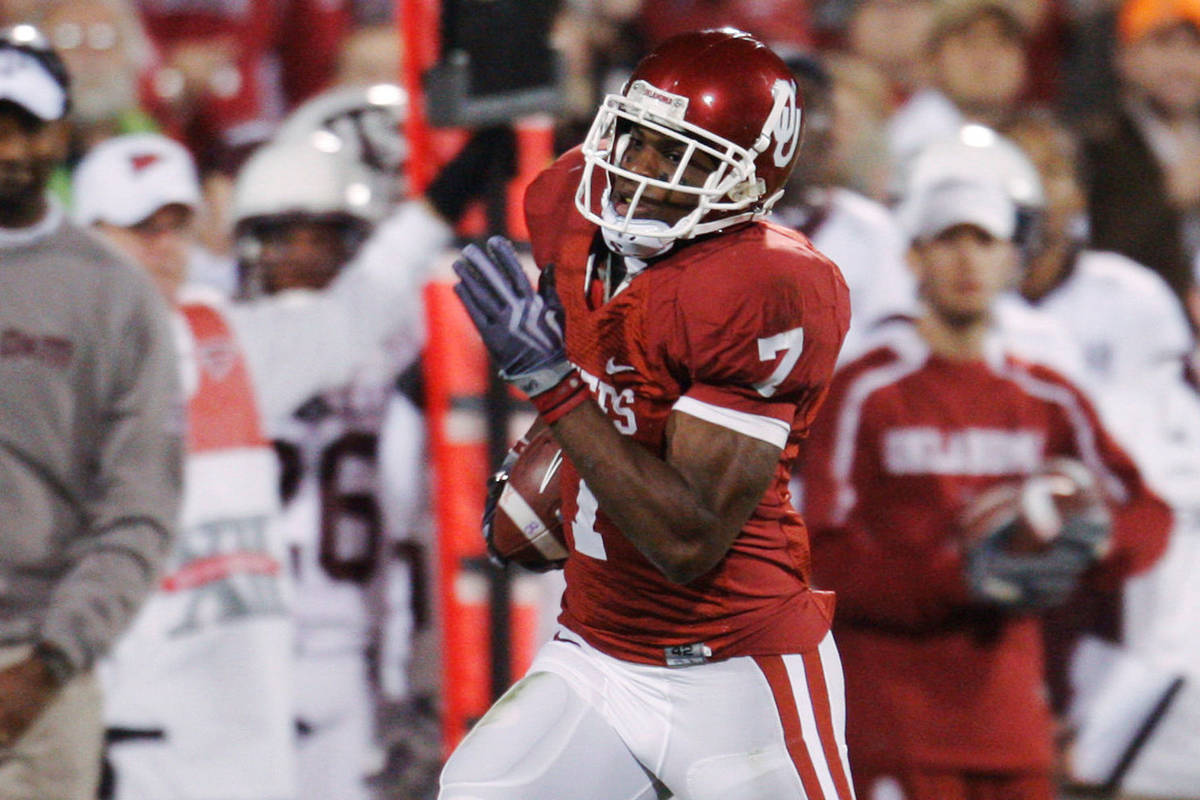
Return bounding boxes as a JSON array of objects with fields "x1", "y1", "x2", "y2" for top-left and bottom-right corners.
[{"x1": 769, "y1": 79, "x2": 803, "y2": 169}]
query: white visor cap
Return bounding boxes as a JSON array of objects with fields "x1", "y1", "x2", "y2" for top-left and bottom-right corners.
[
  {"x1": 904, "y1": 177, "x2": 1017, "y2": 243},
  {"x1": 73, "y1": 132, "x2": 202, "y2": 228},
  {"x1": 0, "y1": 46, "x2": 67, "y2": 121}
]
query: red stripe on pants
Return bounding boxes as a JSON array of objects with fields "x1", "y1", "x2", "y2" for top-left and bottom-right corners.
[
  {"x1": 801, "y1": 648, "x2": 855, "y2": 800},
  {"x1": 755, "y1": 654, "x2": 827, "y2": 799}
]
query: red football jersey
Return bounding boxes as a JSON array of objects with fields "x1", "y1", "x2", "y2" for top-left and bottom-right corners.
[
  {"x1": 800, "y1": 322, "x2": 1171, "y2": 772},
  {"x1": 525, "y1": 149, "x2": 851, "y2": 666}
]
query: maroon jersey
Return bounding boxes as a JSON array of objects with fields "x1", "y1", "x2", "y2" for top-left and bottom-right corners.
[
  {"x1": 801, "y1": 322, "x2": 1171, "y2": 773},
  {"x1": 525, "y1": 149, "x2": 850, "y2": 666}
]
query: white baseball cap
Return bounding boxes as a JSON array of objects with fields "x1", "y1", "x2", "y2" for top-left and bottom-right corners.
[
  {"x1": 73, "y1": 133, "x2": 202, "y2": 228},
  {"x1": 903, "y1": 177, "x2": 1017, "y2": 243},
  {"x1": 0, "y1": 27, "x2": 68, "y2": 121}
]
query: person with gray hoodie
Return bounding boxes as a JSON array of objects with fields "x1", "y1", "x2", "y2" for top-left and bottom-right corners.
[{"x1": 0, "y1": 23, "x2": 183, "y2": 800}]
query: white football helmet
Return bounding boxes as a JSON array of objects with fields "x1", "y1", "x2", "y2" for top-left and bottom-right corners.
[
  {"x1": 274, "y1": 82, "x2": 408, "y2": 203},
  {"x1": 233, "y1": 139, "x2": 385, "y2": 296}
]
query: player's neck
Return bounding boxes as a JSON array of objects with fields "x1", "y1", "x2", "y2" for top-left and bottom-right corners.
[
  {"x1": 1020, "y1": 239, "x2": 1078, "y2": 303},
  {"x1": 917, "y1": 312, "x2": 989, "y2": 361}
]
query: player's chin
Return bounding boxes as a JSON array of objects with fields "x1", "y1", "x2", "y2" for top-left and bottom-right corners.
[
  {"x1": 633, "y1": 198, "x2": 690, "y2": 226},
  {"x1": 609, "y1": 181, "x2": 636, "y2": 216},
  {"x1": 0, "y1": 171, "x2": 37, "y2": 199},
  {"x1": 931, "y1": 294, "x2": 989, "y2": 325}
]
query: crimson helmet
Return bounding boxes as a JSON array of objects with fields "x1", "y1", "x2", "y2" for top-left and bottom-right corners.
[{"x1": 576, "y1": 28, "x2": 805, "y2": 256}]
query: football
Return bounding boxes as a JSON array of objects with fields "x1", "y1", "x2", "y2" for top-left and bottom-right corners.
[
  {"x1": 961, "y1": 458, "x2": 1105, "y2": 554},
  {"x1": 488, "y1": 426, "x2": 567, "y2": 572}
]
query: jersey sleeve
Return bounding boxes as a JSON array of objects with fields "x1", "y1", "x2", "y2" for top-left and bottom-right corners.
[
  {"x1": 669, "y1": 243, "x2": 849, "y2": 448},
  {"x1": 1117, "y1": 254, "x2": 1194, "y2": 369},
  {"x1": 1030, "y1": 364, "x2": 1172, "y2": 585},
  {"x1": 524, "y1": 148, "x2": 587, "y2": 271}
]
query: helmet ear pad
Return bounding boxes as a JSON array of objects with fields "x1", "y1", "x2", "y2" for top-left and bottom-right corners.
[
  {"x1": 1014, "y1": 206, "x2": 1047, "y2": 264},
  {"x1": 575, "y1": 28, "x2": 806, "y2": 246}
]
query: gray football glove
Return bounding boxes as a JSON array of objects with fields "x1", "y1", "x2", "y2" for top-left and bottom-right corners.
[
  {"x1": 452, "y1": 236, "x2": 571, "y2": 398},
  {"x1": 964, "y1": 510, "x2": 1112, "y2": 611}
]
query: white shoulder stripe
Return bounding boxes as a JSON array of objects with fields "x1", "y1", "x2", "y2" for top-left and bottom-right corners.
[
  {"x1": 1002, "y1": 364, "x2": 1129, "y2": 503},
  {"x1": 672, "y1": 396, "x2": 790, "y2": 449},
  {"x1": 831, "y1": 345, "x2": 927, "y2": 525}
]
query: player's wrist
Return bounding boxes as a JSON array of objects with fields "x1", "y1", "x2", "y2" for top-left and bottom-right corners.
[
  {"x1": 32, "y1": 640, "x2": 76, "y2": 689},
  {"x1": 530, "y1": 370, "x2": 589, "y2": 424},
  {"x1": 499, "y1": 358, "x2": 574, "y2": 398}
]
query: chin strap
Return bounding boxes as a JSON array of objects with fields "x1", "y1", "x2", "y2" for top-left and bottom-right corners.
[{"x1": 599, "y1": 197, "x2": 676, "y2": 260}]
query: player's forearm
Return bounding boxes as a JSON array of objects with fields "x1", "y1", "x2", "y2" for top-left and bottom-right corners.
[
  {"x1": 1091, "y1": 488, "x2": 1172, "y2": 587},
  {"x1": 550, "y1": 401, "x2": 738, "y2": 584}
]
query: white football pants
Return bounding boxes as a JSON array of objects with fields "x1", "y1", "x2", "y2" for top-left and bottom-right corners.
[{"x1": 439, "y1": 627, "x2": 856, "y2": 800}]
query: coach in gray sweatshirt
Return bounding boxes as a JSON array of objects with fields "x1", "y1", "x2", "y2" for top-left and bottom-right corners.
[{"x1": 0, "y1": 25, "x2": 182, "y2": 800}]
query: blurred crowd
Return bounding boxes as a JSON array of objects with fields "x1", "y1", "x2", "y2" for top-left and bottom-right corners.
[{"x1": 0, "y1": 0, "x2": 1197, "y2": 799}]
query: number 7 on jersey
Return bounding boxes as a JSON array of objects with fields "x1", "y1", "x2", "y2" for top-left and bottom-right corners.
[{"x1": 754, "y1": 326, "x2": 805, "y2": 398}]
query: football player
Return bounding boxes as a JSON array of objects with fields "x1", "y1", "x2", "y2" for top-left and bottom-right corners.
[
  {"x1": 233, "y1": 136, "x2": 406, "y2": 800},
  {"x1": 799, "y1": 170, "x2": 1172, "y2": 800},
  {"x1": 443, "y1": 29, "x2": 856, "y2": 800},
  {"x1": 1001, "y1": 111, "x2": 1195, "y2": 417},
  {"x1": 234, "y1": 103, "x2": 513, "y2": 800},
  {"x1": 1065, "y1": 368, "x2": 1200, "y2": 799}
]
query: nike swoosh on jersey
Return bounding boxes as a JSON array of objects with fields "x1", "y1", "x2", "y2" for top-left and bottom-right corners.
[{"x1": 606, "y1": 357, "x2": 636, "y2": 374}]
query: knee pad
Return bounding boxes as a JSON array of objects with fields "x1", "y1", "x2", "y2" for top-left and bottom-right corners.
[
  {"x1": 684, "y1": 747, "x2": 802, "y2": 800},
  {"x1": 439, "y1": 671, "x2": 658, "y2": 800}
]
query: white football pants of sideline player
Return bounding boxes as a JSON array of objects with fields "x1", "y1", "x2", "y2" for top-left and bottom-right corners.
[{"x1": 296, "y1": 652, "x2": 375, "y2": 800}]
